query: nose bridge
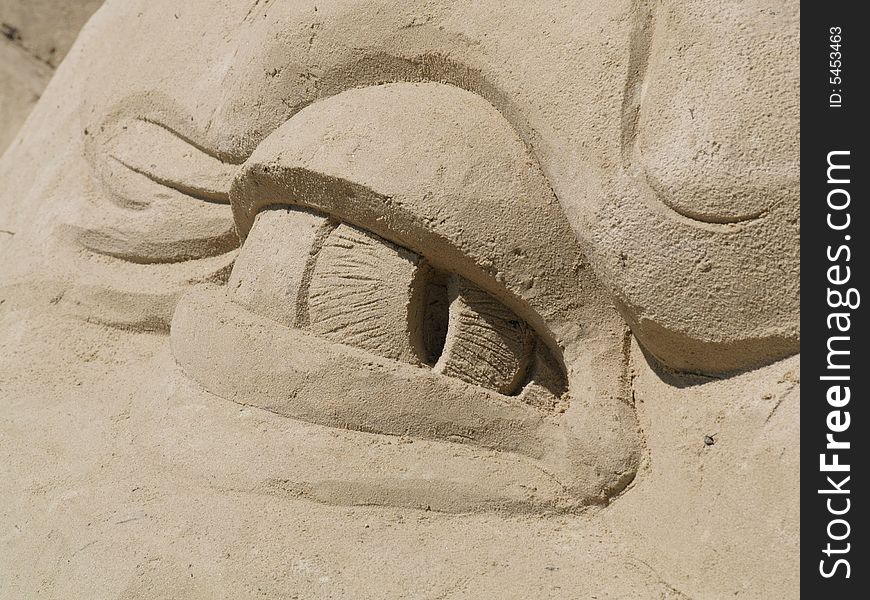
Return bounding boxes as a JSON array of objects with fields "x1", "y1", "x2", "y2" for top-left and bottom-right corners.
[{"x1": 228, "y1": 82, "x2": 615, "y2": 354}]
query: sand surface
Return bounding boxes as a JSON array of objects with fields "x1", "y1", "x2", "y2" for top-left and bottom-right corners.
[
  {"x1": 0, "y1": 0, "x2": 102, "y2": 152},
  {"x1": 0, "y1": 309, "x2": 798, "y2": 597},
  {"x1": 0, "y1": 1, "x2": 799, "y2": 597}
]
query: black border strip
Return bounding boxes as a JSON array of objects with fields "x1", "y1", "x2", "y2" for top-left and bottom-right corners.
[{"x1": 802, "y1": 4, "x2": 868, "y2": 595}]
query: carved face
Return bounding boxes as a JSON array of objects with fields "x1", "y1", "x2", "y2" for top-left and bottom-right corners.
[
  {"x1": 0, "y1": 0, "x2": 799, "y2": 595},
  {"x1": 0, "y1": 0, "x2": 800, "y2": 513}
]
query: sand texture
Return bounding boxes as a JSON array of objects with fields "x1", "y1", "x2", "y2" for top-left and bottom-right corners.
[
  {"x1": 0, "y1": 0, "x2": 799, "y2": 597},
  {"x1": 0, "y1": 0, "x2": 103, "y2": 152}
]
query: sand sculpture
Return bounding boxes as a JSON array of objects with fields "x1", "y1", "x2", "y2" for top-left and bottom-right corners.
[{"x1": 0, "y1": 0, "x2": 799, "y2": 597}]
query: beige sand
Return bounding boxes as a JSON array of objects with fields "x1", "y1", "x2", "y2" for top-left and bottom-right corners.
[
  {"x1": 0, "y1": 0, "x2": 102, "y2": 152},
  {"x1": 0, "y1": 0, "x2": 799, "y2": 597}
]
